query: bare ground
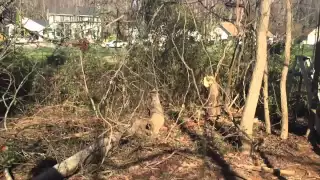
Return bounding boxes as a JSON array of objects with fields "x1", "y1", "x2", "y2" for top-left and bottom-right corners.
[{"x1": 0, "y1": 105, "x2": 320, "y2": 180}]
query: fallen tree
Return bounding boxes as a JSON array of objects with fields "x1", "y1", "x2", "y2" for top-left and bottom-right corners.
[
  {"x1": 32, "y1": 135, "x2": 121, "y2": 180},
  {"x1": 32, "y1": 90, "x2": 165, "y2": 179}
]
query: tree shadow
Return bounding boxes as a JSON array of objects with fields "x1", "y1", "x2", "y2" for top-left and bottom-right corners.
[
  {"x1": 308, "y1": 132, "x2": 320, "y2": 157},
  {"x1": 177, "y1": 120, "x2": 245, "y2": 180},
  {"x1": 258, "y1": 151, "x2": 287, "y2": 180},
  {"x1": 30, "y1": 157, "x2": 64, "y2": 180},
  {"x1": 104, "y1": 148, "x2": 195, "y2": 170}
]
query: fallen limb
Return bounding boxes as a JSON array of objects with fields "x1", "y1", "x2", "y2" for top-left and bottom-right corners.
[
  {"x1": 4, "y1": 168, "x2": 13, "y2": 180},
  {"x1": 33, "y1": 132, "x2": 122, "y2": 180},
  {"x1": 234, "y1": 164, "x2": 295, "y2": 176},
  {"x1": 33, "y1": 90, "x2": 164, "y2": 179}
]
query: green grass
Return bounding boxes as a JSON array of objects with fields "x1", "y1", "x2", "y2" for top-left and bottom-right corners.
[
  {"x1": 18, "y1": 45, "x2": 126, "y2": 65},
  {"x1": 22, "y1": 47, "x2": 55, "y2": 62},
  {"x1": 88, "y1": 44, "x2": 126, "y2": 57},
  {"x1": 293, "y1": 44, "x2": 315, "y2": 58},
  {"x1": 19, "y1": 45, "x2": 126, "y2": 63}
]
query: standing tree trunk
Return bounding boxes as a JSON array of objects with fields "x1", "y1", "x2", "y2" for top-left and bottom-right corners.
[
  {"x1": 280, "y1": 0, "x2": 292, "y2": 140},
  {"x1": 204, "y1": 76, "x2": 220, "y2": 121},
  {"x1": 264, "y1": 63, "x2": 271, "y2": 134},
  {"x1": 240, "y1": 0, "x2": 270, "y2": 154},
  {"x1": 310, "y1": 11, "x2": 320, "y2": 136}
]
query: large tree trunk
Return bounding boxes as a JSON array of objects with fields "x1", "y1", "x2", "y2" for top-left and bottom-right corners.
[
  {"x1": 240, "y1": 0, "x2": 270, "y2": 154},
  {"x1": 280, "y1": 0, "x2": 292, "y2": 140},
  {"x1": 263, "y1": 63, "x2": 271, "y2": 134},
  {"x1": 311, "y1": 12, "x2": 320, "y2": 136},
  {"x1": 311, "y1": 12, "x2": 320, "y2": 95}
]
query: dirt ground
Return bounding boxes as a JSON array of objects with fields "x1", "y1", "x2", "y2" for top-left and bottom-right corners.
[{"x1": 0, "y1": 105, "x2": 320, "y2": 180}]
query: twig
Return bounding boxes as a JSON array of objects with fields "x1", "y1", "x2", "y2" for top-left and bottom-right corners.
[
  {"x1": 215, "y1": 40, "x2": 233, "y2": 78},
  {"x1": 79, "y1": 53, "x2": 98, "y2": 117},
  {"x1": 228, "y1": 94, "x2": 239, "y2": 109},
  {"x1": 2, "y1": 65, "x2": 36, "y2": 130},
  {"x1": 233, "y1": 164, "x2": 295, "y2": 176},
  {"x1": 128, "y1": 90, "x2": 145, "y2": 122},
  {"x1": 170, "y1": 9, "x2": 204, "y2": 106},
  {"x1": 145, "y1": 150, "x2": 177, "y2": 168},
  {"x1": 242, "y1": 59, "x2": 255, "y2": 102}
]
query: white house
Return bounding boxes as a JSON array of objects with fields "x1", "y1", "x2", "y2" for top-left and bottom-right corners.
[
  {"x1": 301, "y1": 27, "x2": 320, "y2": 45},
  {"x1": 44, "y1": 7, "x2": 102, "y2": 42},
  {"x1": 4, "y1": 7, "x2": 102, "y2": 43},
  {"x1": 210, "y1": 22, "x2": 274, "y2": 43}
]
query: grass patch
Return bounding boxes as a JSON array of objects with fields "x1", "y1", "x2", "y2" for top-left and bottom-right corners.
[
  {"x1": 22, "y1": 47, "x2": 55, "y2": 62},
  {"x1": 19, "y1": 45, "x2": 125, "y2": 63}
]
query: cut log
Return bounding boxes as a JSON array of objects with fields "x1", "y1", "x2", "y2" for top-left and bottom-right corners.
[
  {"x1": 203, "y1": 76, "x2": 221, "y2": 121},
  {"x1": 32, "y1": 133, "x2": 122, "y2": 180},
  {"x1": 147, "y1": 89, "x2": 165, "y2": 135}
]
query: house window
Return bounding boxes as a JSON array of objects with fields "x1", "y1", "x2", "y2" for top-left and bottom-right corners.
[
  {"x1": 56, "y1": 31, "x2": 62, "y2": 37},
  {"x1": 56, "y1": 23, "x2": 64, "y2": 37},
  {"x1": 67, "y1": 29, "x2": 72, "y2": 37},
  {"x1": 65, "y1": 24, "x2": 71, "y2": 38},
  {"x1": 4, "y1": 27, "x2": 9, "y2": 36},
  {"x1": 43, "y1": 28, "x2": 47, "y2": 35},
  {"x1": 92, "y1": 30, "x2": 97, "y2": 39},
  {"x1": 20, "y1": 29, "x2": 26, "y2": 37}
]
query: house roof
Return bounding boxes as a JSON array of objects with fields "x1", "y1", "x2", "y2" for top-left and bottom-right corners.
[
  {"x1": 219, "y1": 21, "x2": 274, "y2": 37},
  {"x1": 21, "y1": 17, "x2": 46, "y2": 34},
  {"x1": 296, "y1": 27, "x2": 318, "y2": 42},
  {"x1": 33, "y1": 19, "x2": 48, "y2": 27},
  {"x1": 220, "y1": 22, "x2": 238, "y2": 36},
  {"x1": 48, "y1": 7, "x2": 97, "y2": 16},
  {"x1": 267, "y1": 31, "x2": 273, "y2": 37}
]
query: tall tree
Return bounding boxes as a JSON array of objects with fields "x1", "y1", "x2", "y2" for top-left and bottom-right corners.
[
  {"x1": 311, "y1": 11, "x2": 320, "y2": 103},
  {"x1": 280, "y1": 0, "x2": 292, "y2": 140},
  {"x1": 310, "y1": 11, "x2": 320, "y2": 136},
  {"x1": 264, "y1": 63, "x2": 271, "y2": 134},
  {"x1": 240, "y1": 0, "x2": 271, "y2": 153}
]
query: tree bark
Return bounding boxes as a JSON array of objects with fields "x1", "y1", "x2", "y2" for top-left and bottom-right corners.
[
  {"x1": 311, "y1": 11, "x2": 320, "y2": 95},
  {"x1": 311, "y1": 12, "x2": 320, "y2": 135},
  {"x1": 263, "y1": 63, "x2": 271, "y2": 134},
  {"x1": 298, "y1": 56, "x2": 316, "y2": 137},
  {"x1": 207, "y1": 76, "x2": 220, "y2": 121},
  {"x1": 147, "y1": 89, "x2": 165, "y2": 135},
  {"x1": 280, "y1": 0, "x2": 292, "y2": 140},
  {"x1": 240, "y1": 0, "x2": 270, "y2": 154}
]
